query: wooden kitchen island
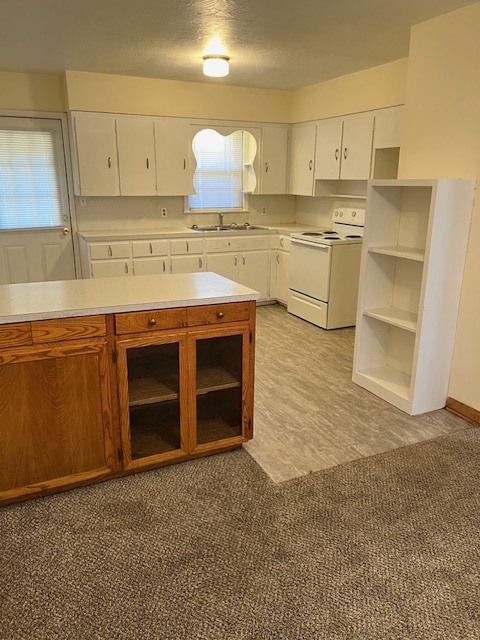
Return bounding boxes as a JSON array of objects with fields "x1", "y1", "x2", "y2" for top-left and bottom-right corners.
[{"x1": 0, "y1": 272, "x2": 259, "y2": 506}]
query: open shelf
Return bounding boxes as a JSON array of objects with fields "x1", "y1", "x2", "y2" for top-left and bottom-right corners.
[
  {"x1": 369, "y1": 246, "x2": 425, "y2": 261},
  {"x1": 363, "y1": 307, "x2": 418, "y2": 332},
  {"x1": 356, "y1": 366, "x2": 411, "y2": 400}
]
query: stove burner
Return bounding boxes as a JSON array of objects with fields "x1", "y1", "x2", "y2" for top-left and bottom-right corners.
[
  {"x1": 302, "y1": 232, "x2": 325, "y2": 237},
  {"x1": 323, "y1": 231, "x2": 337, "y2": 234},
  {"x1": 345, "y1": 235, "x2": 362, "y2": 238}
]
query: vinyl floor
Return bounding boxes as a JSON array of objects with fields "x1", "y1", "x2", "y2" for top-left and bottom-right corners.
[{"x1": 244, "y1": 304, "x2": 469, "y2": 482}]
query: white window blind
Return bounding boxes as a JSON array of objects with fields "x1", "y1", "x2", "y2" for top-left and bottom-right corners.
[
  {"x1": 0, "y1": 129, "x2": 63, "y2": 229},
  {"x1": 189, "y1": 129, "x2": 244, "y2": 210}
]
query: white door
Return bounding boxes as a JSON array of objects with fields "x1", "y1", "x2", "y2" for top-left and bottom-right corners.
[
  {"x1": 207, "y1": 253, "x2": 238, "y2": 282},
  {"x1": 116, "y1": 117, "x2": 157, "y2": 195},
  {"x1": 260, "y1": 127, "x2": 288, "y2": 194},
  {"x1": 0, "y1": 116, "x2": 76, "y2": 284},
  {"x1": 238, "y1": 250, "x2": 270, "y2": 299},
  {"x1": 155, "y1": 118, "x2": 195, "y2": 196},
  {"x1": 288, "y1": 125, "x2": 316, "y2": 196},
  {"x1": 72, "y1": 114, "x2": 119, "y2": 196},
  {"x1": 314, "y1": 119, "x2": 343, "y2": 180},
  {"x1": 340, "y1": 113, "x2": 374, "y2": 180}
]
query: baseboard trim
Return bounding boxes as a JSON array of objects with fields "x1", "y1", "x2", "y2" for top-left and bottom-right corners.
[{"x1": 446, "y1": 397, "x2": 480, "y2": 426}]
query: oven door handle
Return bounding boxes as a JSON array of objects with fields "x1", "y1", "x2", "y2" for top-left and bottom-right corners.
[{"x1": 291, "y1": 238, "x2": 330, "y2": 249}]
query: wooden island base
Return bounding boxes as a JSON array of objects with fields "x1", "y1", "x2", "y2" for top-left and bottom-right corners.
[{"x1": 0, "y1": 273, "x2": 258, "y2": 506}]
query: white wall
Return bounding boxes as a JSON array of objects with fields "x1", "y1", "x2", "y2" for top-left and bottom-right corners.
[{"x1": 399, "y1": 2, "x2": 480, "y2": 410}]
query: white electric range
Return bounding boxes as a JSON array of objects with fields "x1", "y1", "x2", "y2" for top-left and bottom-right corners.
[{"x1": 288, "y1": 207, "x2": 366, "y2": 330}]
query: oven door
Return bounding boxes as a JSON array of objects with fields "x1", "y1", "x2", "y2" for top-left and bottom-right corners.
[{"x1": 290, "y1": 238, "x2": 331, "y2": 302}]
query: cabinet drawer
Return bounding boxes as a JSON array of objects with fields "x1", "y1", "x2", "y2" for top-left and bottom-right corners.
[
  {"x1": 31, "y1": 315, "x2": 107, "y2": 343},
  {"x1": 132, "y1": 240, "x2": 169, "y2": 258},
  {"x1": 170, "y1": 238, "x2": 204, "y2": 255},
  {"x1": 0, "y1": 322, "x2": 32, "y2": 348},
  {"x1": 115, "y1": 308, "x2": 187, "y2": 334},
  {"x1": 187, "y1": 302, "x2": 250, "y2": 327},
  {"x1": 90, "y1": 242, "x2": 131, "y2": 260}
]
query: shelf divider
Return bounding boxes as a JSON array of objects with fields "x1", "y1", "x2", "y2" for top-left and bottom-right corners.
[
  {"x1": 368, "y1": 246, "x2": 425, "y2": 261},
  {"x1": 363, "y1": 307, "x2": 418, "y2": 332}
]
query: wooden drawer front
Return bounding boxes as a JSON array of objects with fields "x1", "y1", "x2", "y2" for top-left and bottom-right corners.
[
  {"x1": 90, "y1": 242, "x2": 131, "y2": 260},
  {"x1": 115, "y1": 308, "x2": 187, "y2": 334},
  {"x1": 0, "y1": 322, "x2": 32, "y2": 348},
  {"x1": 132, "y1": 240, "x2": 169, "y2": 258},
  {"x1": 187, "y1": 302, "x2": 250, "y2": 327},
  {"x1": 31, "y1": 315, "x2": 107, "y2": 343}
]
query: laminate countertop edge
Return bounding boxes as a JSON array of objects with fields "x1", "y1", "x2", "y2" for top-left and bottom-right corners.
[{"x1": 0, "y1": 272, "x2": 260, "y2": 324}]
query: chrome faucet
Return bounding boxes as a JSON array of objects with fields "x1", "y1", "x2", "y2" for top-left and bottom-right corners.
[{"x1": 218, "y1": 212, "x2": 224, "y2": 226}]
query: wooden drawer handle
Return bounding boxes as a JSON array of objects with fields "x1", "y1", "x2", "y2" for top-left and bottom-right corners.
[
  {"x1": 148, "y1": 318, "x2": 157, "y2": 326},
  {"x1": 217, "y1": 312, "x2": 225, "y2": 319}
]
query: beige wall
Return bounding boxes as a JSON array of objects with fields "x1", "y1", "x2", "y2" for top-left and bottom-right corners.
[
  {"x1": 399, "y1": 3, "x2": 480, "y2": 410},
  {"x1": 0, "y1": 71, "x2": 66, "y2": 112},
  {"x1": 290, "y1": 59, "x2": 408, "y2": 123},
  {"x1": 65, "y1": 70, "x2": 293, "y2": 123}
]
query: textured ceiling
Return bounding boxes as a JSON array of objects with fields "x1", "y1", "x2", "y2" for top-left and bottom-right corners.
[{"x1": 0, "y1": 0, "x2": 476, "y2": 90}]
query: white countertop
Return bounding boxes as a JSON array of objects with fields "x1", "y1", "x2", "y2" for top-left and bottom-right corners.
[
  {"x1": 0, "y1": 272, "x2": 259, "y2": 324},
  {"x1": 77, "y1": 223, "x2": 327, "y2": 241}
]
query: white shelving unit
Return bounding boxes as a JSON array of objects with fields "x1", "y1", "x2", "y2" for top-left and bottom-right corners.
[{"x1": 353, "y1": 179, "x2": 475, "y2": 415}]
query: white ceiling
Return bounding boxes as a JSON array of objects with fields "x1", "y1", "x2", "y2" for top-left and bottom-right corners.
[{"x1": 0, "y1": 0, "x2": 476, "y2": 90}]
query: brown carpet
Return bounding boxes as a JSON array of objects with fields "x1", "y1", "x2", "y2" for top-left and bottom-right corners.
[{"x1": 1, "y1": 426, "x2": 480, "y2": 639}]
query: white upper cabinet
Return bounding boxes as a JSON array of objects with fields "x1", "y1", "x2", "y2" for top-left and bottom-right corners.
[
  {"x1": 288, "y1": 124, "x2": 316, "y2": 196},
  {"x1": 258, "y1": 126, "x2": 288, "y2": 194},
  {"x1": 71, "y1": 114, "x2": 120, "y2": 196},
  {"x1": 315, "y1": 113, "x2": 374, "y2": 181},
  {"x1": 116, "y1": 117, "x2": 157, "y2": 196},
  {"x1": 155, "y1": 118, "x2": 195, "y2": 196}
]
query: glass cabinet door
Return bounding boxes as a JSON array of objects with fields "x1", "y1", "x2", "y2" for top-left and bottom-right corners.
[
  {"x1": 118, "y1": 337, "x2": 187, "y2": 467},
  {"x1": 193, "y1": 331, "x2": 247, "y2": 449}
]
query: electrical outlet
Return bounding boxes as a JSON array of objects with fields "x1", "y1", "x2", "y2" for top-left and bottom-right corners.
[
  {"x1": 80, "y1": 197, "x2": 87, "y2": 207},
  {"x1": 161, "y1": 207, "x2": 168, "y2": 218},
  {"x1": 261, "y1": 206, "x2": 267, "y2": 215}
]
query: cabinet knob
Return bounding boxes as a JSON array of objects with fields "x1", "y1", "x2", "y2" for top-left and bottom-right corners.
[
  {"x1": 217, "y1": 312, "x2": 225, "y2": 319},
  {"x1": 265, "y1": 161, "x2": 269, "y2": 173},
  {"x1": 148, "y1": 318, "x2": 157, "y2": 326}
]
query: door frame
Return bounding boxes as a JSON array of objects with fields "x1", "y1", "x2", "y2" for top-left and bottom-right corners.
[{"x1": 0, "y1": 109, "x2": 81, "y2": 279}]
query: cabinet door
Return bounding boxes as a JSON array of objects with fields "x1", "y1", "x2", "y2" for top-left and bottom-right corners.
[
  {"x1": 288, "y1": 125, "x2": 316, "y2": 196},
  {"x1": 171, "y1": 255, "x2": 205, "y2": 274},
  {"x1": 207, "y1": 252, "x2": 238, "y2": 282},
  {"x1": 73, "y1": 115, "x2": 119, "y2": 196},
  {"x1": 239, "y1": 250, "x2": 270, "y2": 300},
  {"x1": 0, "y1": 339, "x2": 115, "y2": 503},
  {"x1": 340, "y1": 113, "x2": 374, "y2": 180},
  {"x1": 189, "y1": 325, "x2": 252, "y2": 452},
  {"x1": 91, "y1": 260, "x2": 133, "y2": 278},
  {"x1": 116, "y1": 334, "x2": 189, "y2": 470},
  {"x1": 314, "y1": 119, "x2": 343, "y2": 180},
  {"x1": 260, "y1": 126, "x2": 288, "y2": 194},
  {"x1": 155, "y1": 118, "x2": 195, "y2": 196},
  {"x1": 116, "y1": 117, "x2": 157, "y2": 195},
  {"x1": 275, "y1": 250, "x2": 290, "y2": 304},
  {"x1": 170, "y1": 238, "x2": 204, "y2": 255}
]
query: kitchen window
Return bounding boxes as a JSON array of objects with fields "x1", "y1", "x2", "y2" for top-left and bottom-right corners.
[
  {"x1": 0, "y1": 120, "x2": 64, "y2": 230},
  {"x1": 188, "y1": 128, "x2": 257, "y2": 212}
]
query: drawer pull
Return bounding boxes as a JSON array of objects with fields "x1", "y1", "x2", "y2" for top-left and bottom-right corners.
[
  {"x1": 217, "y1": 312, "x2": 225, "y2": 319},
  {"x1": 148, "y1": 318, "x2": 157, "y2": 326}
]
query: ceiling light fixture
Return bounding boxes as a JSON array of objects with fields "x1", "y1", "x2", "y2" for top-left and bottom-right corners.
[{"x1": 203, "y1": 54, "x2": 230, "y2": 78}]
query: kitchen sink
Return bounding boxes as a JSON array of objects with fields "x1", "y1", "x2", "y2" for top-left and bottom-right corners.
[{"x1": 191, "y1": 224, "x2": 268, "y2": 232}]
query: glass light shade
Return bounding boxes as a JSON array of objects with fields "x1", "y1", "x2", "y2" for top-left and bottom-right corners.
[{"x1": 203, "y1": 55, "x2": 229, "y2": 77}]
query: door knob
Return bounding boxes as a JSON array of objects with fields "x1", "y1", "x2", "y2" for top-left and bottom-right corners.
[{"x1": 62, "y1": 227, "x2": 69, "y2": 235}]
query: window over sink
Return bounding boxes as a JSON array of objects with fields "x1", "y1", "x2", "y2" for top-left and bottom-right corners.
[{"x1": 187, "y1": 128, "x2": 257, "y2": 212}]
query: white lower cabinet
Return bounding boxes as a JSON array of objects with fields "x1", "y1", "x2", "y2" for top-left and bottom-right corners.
[
  {"x1": 206, "y1": 235, "x2": 270, "y2": 300},
  {"x1": 79, "y1": 233, "x2": 271, "y2": 301},
  {"x1": 171, "y1": 255, "x2": 205, "y2": 274},
  {"x1": 353, "y1": 179, "x2": 475, "y2": 415},
  {"x1": 270, "y1": 235, "x2": 290, "y2": 305}
]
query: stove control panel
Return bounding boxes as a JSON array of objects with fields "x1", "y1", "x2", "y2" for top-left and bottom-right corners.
[{"x1": 332, "y1": 207, "x2": 366, "y2": 226}]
